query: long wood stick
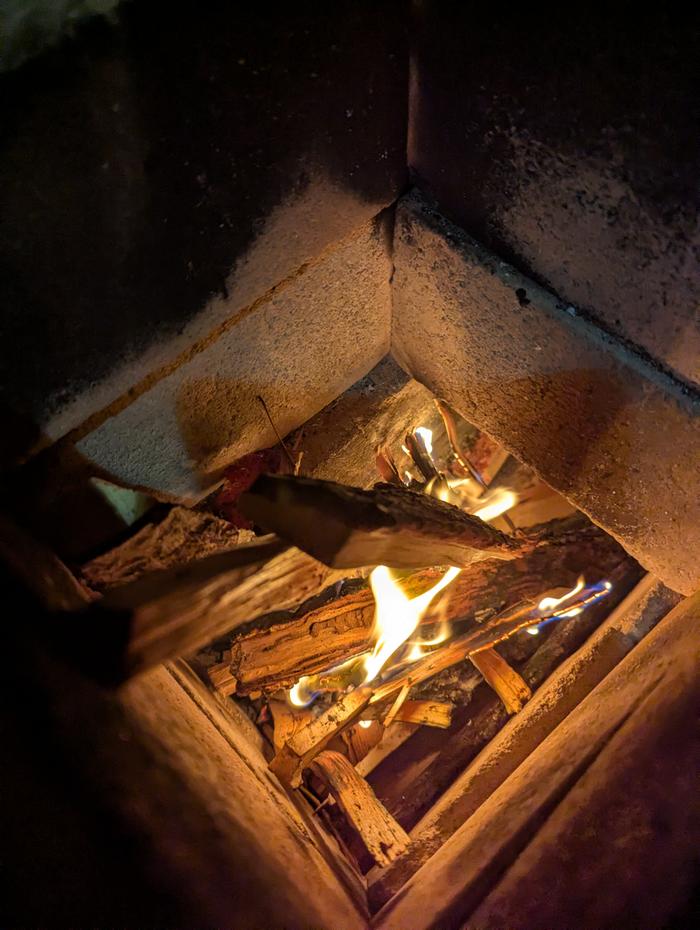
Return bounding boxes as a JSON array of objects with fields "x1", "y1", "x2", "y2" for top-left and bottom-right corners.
[{"x1": 240, "y1": 474, "x2": 522, "y2": 570}]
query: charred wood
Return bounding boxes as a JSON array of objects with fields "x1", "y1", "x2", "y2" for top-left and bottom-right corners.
[{"x1": 239, "y1": 474, "x2": 521, "y2": 570}]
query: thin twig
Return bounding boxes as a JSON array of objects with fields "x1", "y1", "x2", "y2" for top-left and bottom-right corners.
[{"x1": 256, "y1": 394, "x2": 297, "y2": 472}]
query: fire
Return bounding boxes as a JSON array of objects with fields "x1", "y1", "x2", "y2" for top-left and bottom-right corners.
[
  {"x1": 527, "y1": 576, "x2": 613, "y2": 634},
  {"x1": 289, "y1": 677, "x2": 317, "y2": 707},
  {"x1": 473, "y1": 488, "x2": 518, "y2": 522},
  {"x1": 362, "y1": 565, "x2": 461, "y2": 683},
  {"x1": 414, "y1": 426, "x2": 434, "y2": 458}
]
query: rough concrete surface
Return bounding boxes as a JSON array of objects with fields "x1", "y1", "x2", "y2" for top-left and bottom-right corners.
[
  {"x1": 293, "y1": 354, "x2": 438, "y2": 488},
  {"x1": 392, "y1": 192, "x2": 700, "y2": 594},
  {"x1": 408, "y1": 6, "x2": 700, "y2": 387},
  {"x1": 0, "y1": 1, "x2": 407, "y2": 455},
  {"x1": 77, "y1": 219, "x2": 392, "y2": 500}
]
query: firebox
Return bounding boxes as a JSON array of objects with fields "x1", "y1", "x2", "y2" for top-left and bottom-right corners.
[{"x1": 1, "y1": 5, "x2": 699, "y2": 930}]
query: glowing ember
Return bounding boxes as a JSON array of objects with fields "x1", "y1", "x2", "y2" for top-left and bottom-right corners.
[
  {"x1": 362, "y1": 565, "x2": 461, "y2": 683},
  {"x1": 358, "y1": 719, "x2": 373, "y2": 729}
]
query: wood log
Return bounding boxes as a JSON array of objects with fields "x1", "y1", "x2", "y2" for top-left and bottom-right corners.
[
  {"x1": 239, "y1": 474, "x2": 521, "y2": 570},
  {"x1": 367, "y1": 557, "x2": 642, "y2": 831},
  {"x1": 310, "y1": 751, "x2": 410, "y2": 868},
  {"x1": 269, "y1": 686, "x2": 373, "y2": 787},
  {"x1": 67, "y1": 539, "x2": 362, "y2": 684},
  {"x1": 223, "y1": 516, "x2": 618, "y2": 696},
  {"x1": 362, "y1": 700, "x2": 454, "y2": 729},
  {"x1": 367, "y1": 575, "x2": 681, "y2": 910},
  {"x1": 469, "y1": 647, "x2": 532, "y2": 714},
  {"x1": 82, "y1": 507, "x2": 254, "y2": 591}
]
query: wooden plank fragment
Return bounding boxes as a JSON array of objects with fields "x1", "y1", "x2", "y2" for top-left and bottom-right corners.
[
  {"x1": 310, "y1": 751, "x2": 410, "y2": 868},
  {"x1": 469, "y1": 647, "x2": 532, "y2": 714}
]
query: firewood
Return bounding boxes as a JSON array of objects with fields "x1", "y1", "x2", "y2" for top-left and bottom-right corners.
[
  {"x1": 228, "y1": 590, "x2": 374, "y2": 696},
  {"x1": 309, "y1": 750, "x2": 410, "y2": 868},
  {"x1": 221, "y1": 517, "x2": 625, "y2": 696},
  {"x1": 383, "y1": 683, "x2": 411, "y2": 728},
  {"x1": 70, "y1": 539, "x2": 362, "y2": 684},
  {"x1": 269, "y1": 686, "x2": 373, "y2": 787},
  {"x1": 404, "y1": 430, "x2": 439, "y2": 482},
  {"x1": 391, "y1": 699, "x2": 453, "y2": 728},
  {"x1": 368, "y1": 558, "x2": 642, "y2": 831},
  {"x1": 239, "y1": 474, "x2": 521, "y2": 570},
  {"x1": 268, "y1": 699, "x2": 313, "y2": 752},
  {"x1": 82, "y1": 507, "x2": 254, "y2": 591},
  {"x1": 470, "y1": 647, "x2": 532, "y2": 714},
  {"x1": 208, "y1": 659, "x2": 237, "y2": 696}
]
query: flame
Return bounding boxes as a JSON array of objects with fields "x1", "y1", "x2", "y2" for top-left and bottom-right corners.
[
  {"x1": 473, "y1": 488, "x2": 518, "y2": 522},
  {"x1": 527, "y1": 576, "x2": 613, "y2": 634},
  {"x1": 537, "y1": 576, "x2": 586, "y2": 616},
  {"x1": 415, "y1": 426, "x2": 434, "y2": 458},
  {"x1": 289, "y1": 677, "x2": 317, "y2": 707},
  {"x1": 362, "y1": 565, "x2": 461, "y2": 683}
]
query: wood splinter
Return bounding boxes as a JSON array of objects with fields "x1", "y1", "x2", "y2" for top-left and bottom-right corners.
[
  {"x1": 310, "y1": 750, "x2": 410, "y2": 867},
  {"x1": 470, "y1": 646, "x2": 532, "y2": 714}
]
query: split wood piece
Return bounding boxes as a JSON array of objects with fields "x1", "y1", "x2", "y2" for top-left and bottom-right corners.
[
  {"x1": 208, "y1": 658, "x2": 237, "y2": 696},
  {"x1": 371, "y1": 585, "x2": 698, "y2": 930},
  {"x1": 0, "y1": 511, "x2": 92, "y2": 611},
  {"x1": 82, "y1": 506, "x2": 254, "y2": 591},
  {"x1": 270, "y1": 686, "x2": 374, "y2": 787},
  {"x1": 383, "y1": 683, "x2": 411, "y2": 728},
  {"x1": 375, "y1": 447, "x2": 403, "y2": 486},
  {"x1": 366, "y1": 699, "x2": 453, "y2": 729},
  {"x1": 228, "y1": 588, "x2": 374, "y2": 696},
  {"x1": 310, "y1": 751, "x2": 410, "y2": 868},
  {"x1": 77, "y1": 540, "x2": 360, "y2": 684},
  {"x1": 223, "y1": 516, "x2": 625, "y2": 696},
  {"x1": 404, "y1": 431, "x2": 439, "y2": 482},
  {"x1": 367, "y1": 574, "x2": 681, "y2": 910},
  {"x1": 269, "y1": 699, "x2": 314, "y2": 753},
  {"x1": 470, "y1": 647, "x2": 532, "y2": 714},
  {"x1": 367, "y1": 557, "x2": 641, "y2": 834},
  {"x1": 239, "y1": 474, "x2": 521, "y2": 570}
]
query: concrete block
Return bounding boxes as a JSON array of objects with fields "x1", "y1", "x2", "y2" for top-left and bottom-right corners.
[
  {"x1": 392, "y1": 191, "x2": 700, "y2": 594},
  {"x1": 77, "y1": 219, "x2": 392, "y2": 501},
  {"x1": 0, "y1": 2, "x2": 407, "y2": 456},
  {"x1": 408, "y1": 6, "x2": 700, "y2": 387}
]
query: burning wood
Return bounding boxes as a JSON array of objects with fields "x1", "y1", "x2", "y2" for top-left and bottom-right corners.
[
  {"x1": 239, "y1": 474, "x2": 521, "y2": 570},
  {"x1": 309, "y1": 750, "x2": 410, "y2": 867},
  {"x1": 469, "y1": 647, "x2": 532, "y2": 714},
  {"x1": 223, "y1": 518, "x2": 622, "y2": 697},
  {"x1": 269, "y1": 686, "x2": 373, "y2": 787}
]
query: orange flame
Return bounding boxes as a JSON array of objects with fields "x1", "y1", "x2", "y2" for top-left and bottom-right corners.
[{"x1": 362, "y1": 565, "x2": 461, "y2": 683}]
